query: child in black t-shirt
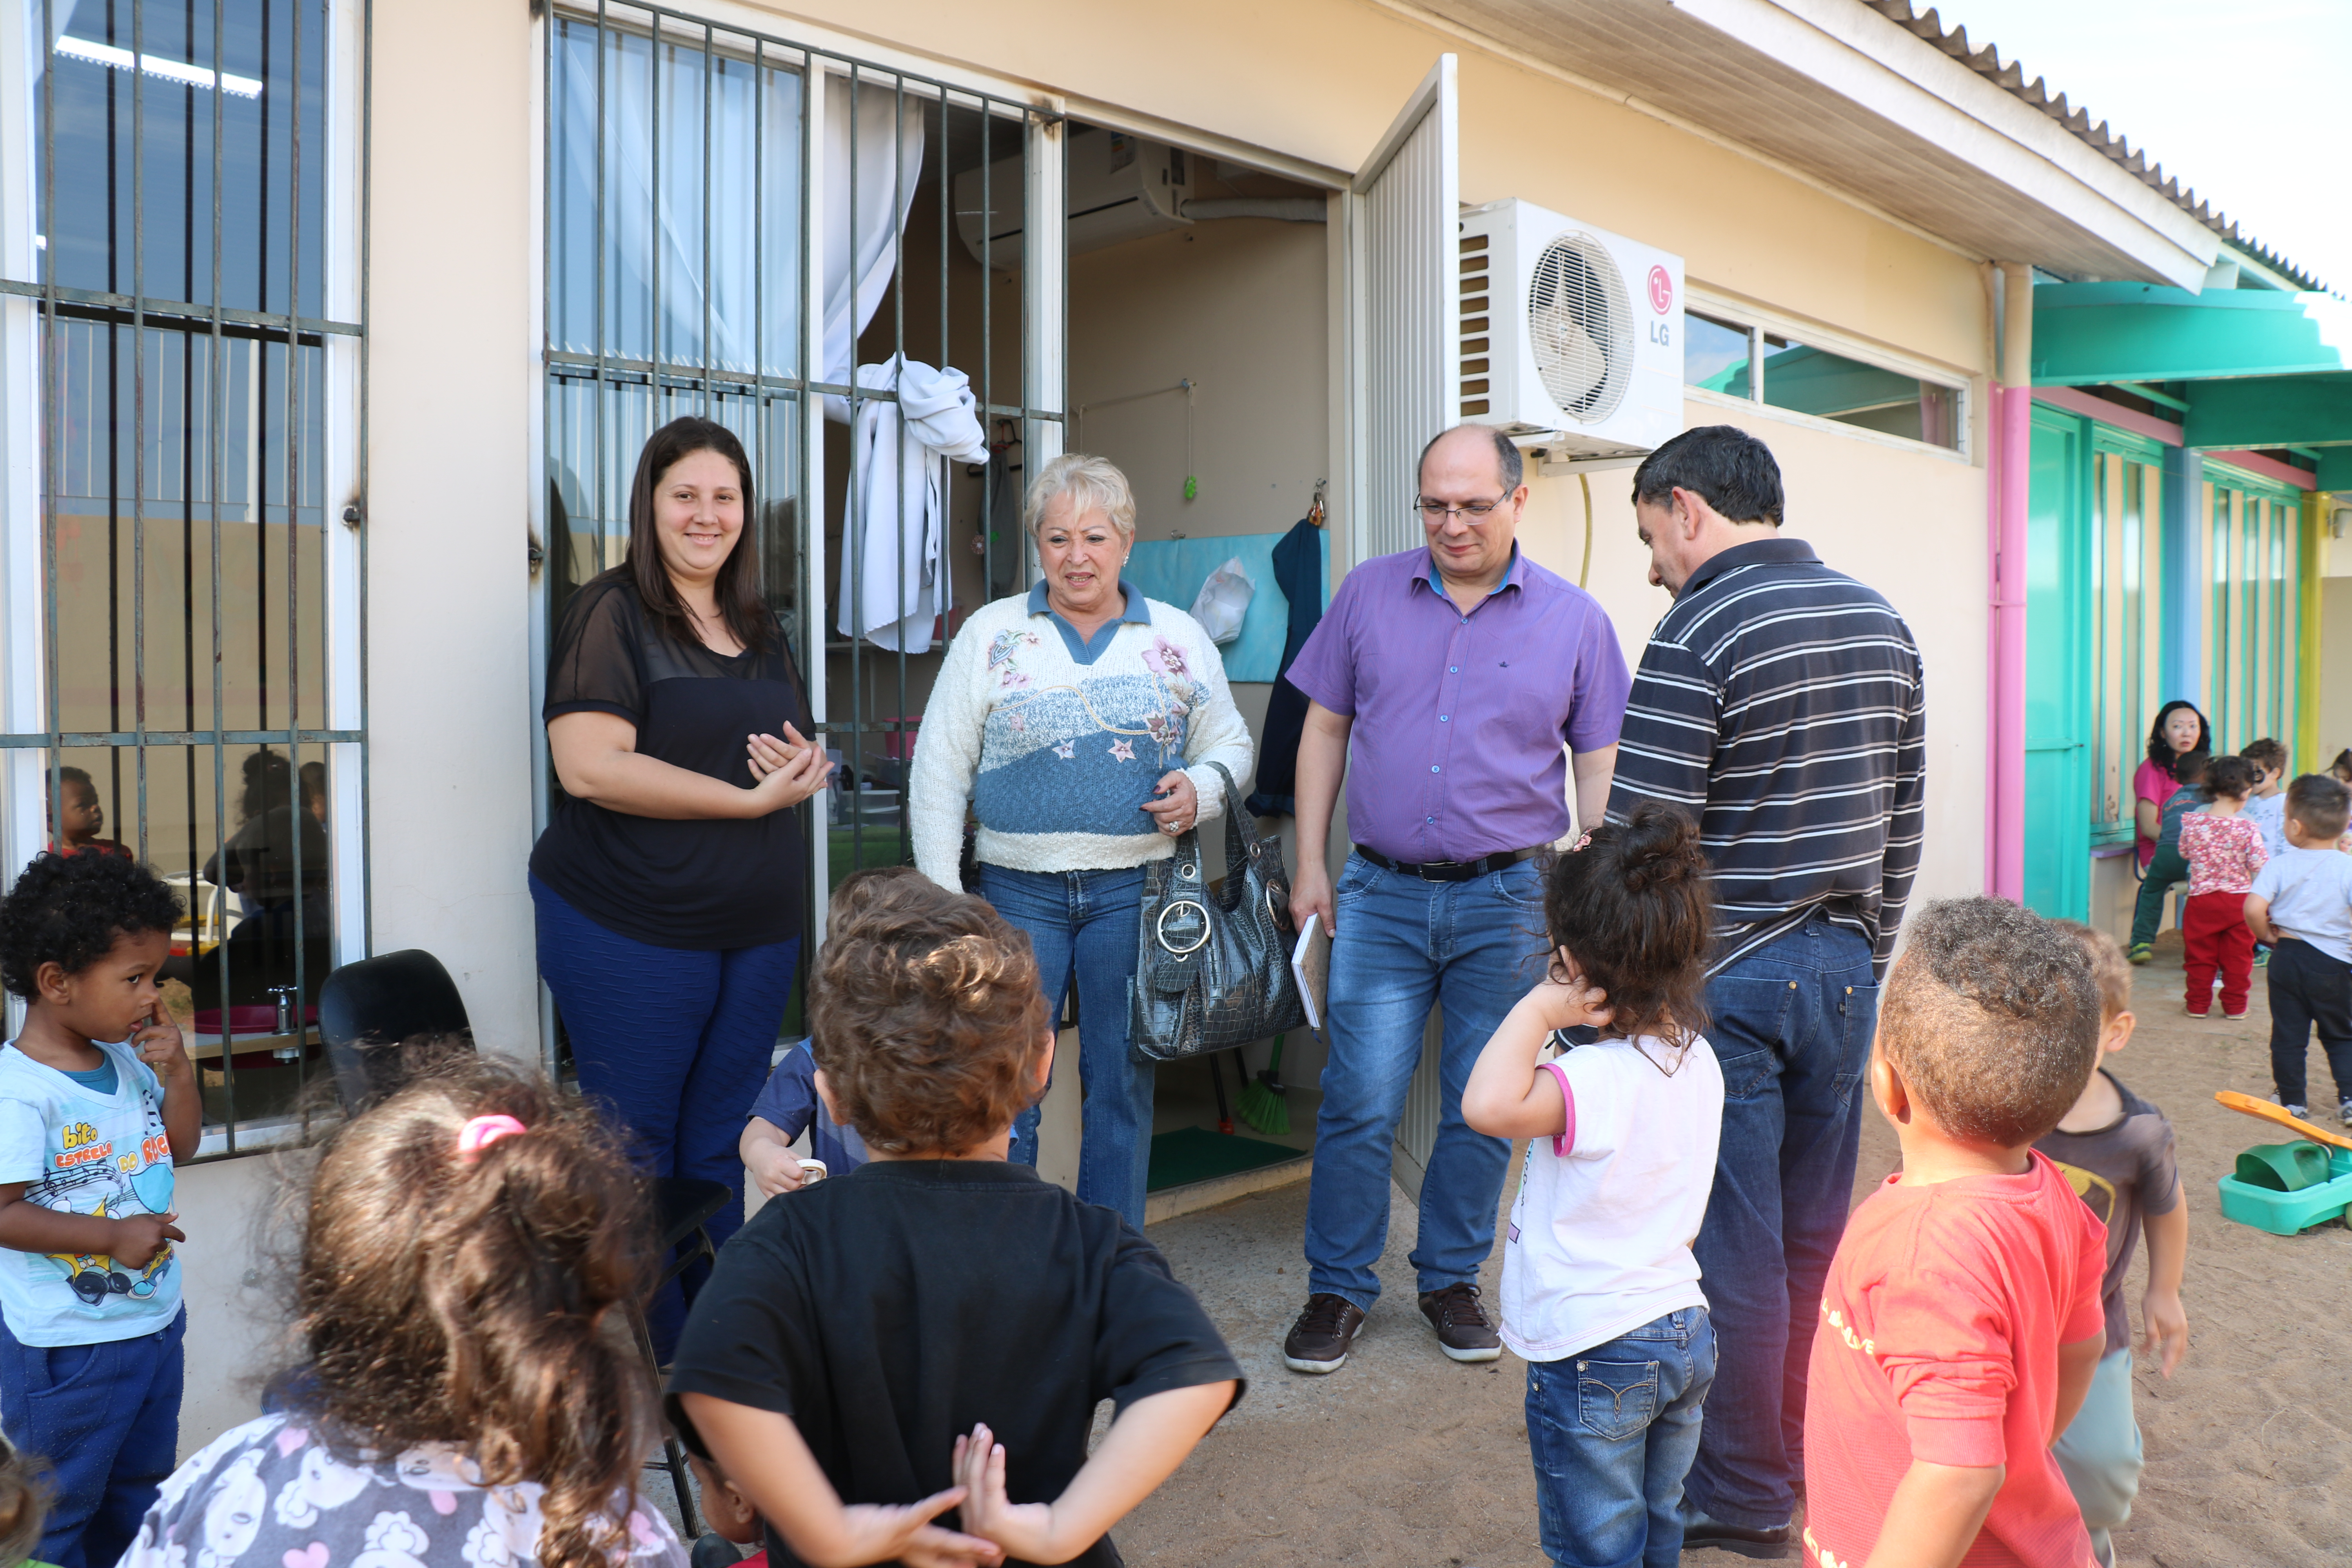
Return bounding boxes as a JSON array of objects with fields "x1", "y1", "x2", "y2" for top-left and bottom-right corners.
[
  {"x1": 2034, "y1": 922, "x2": 2187, "y2": 1568},
  {"x1": 667, "y1": 868, "x2": 1242, "y2": 1568}
]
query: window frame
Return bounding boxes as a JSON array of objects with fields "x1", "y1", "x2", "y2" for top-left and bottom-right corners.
[
  {"x1": 1680, "y1": 287, "x2": 1971, "y2": 462},
  {"x1": 0, "y1": 0, "x2": 369, "y2": 1160}
]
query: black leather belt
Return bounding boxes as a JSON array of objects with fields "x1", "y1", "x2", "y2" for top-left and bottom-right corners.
[{"x1": 1354, "y1": 845, "x2": 1541, "y2": 882}]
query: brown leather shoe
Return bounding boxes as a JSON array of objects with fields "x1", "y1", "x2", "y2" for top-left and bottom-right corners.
[
  {"x1": 1417, "y1": 1282, "x2": 1502, "y2": 1362},
  {"x1": 1282, "y1": 1293, "x2": 1366, "y2": 1374}
]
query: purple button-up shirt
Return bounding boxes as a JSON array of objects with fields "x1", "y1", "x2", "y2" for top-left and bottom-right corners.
[{"x1": 1283, "y1": 545, "x2": 1631, "y2": 863}]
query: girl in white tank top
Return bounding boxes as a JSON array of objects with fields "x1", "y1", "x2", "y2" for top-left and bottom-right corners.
[{"x1": 1461, "y1": 805, "x2": 1724, "y2": 1568}]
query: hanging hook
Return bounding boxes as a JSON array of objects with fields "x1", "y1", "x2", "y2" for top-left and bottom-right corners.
[{"x1": 1308, "y1": 478, "x2": 1328, "y2": 529}]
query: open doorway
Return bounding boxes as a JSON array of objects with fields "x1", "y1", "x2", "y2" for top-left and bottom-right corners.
[{"x1": 1054, "y1": 122, "x2": 1336, "y2": 1210}]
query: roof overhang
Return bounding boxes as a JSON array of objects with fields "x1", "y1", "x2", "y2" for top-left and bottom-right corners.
[
  {"x1": 1408, "y1": 0, "x2": 2223, "y2": 286},
  {"x1": 2032, "y1": 284, "x2": 2352, "y2": 385},
  {"x1": 2031, "y1": 282, "x2": 2352, "y2": 492}
]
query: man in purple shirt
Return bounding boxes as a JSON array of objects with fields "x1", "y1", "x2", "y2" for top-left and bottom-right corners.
[{"x1": 1278, "y1": 424, "x2": 1631, "y2": 1373}]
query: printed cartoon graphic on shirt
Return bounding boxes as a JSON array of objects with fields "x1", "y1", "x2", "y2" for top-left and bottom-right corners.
[
  {"x1": 125, "y1": 1415, "x2": 689, "y2": 1568},
  {"x1": 2048, "y1": 1159, "x2": 2118, "y2": 1228},
  {"x1": 31, "y1": 1122, "x2": 176, "y2": 1306},
  {"x1": 196, "y1": 1450, "x2": 269, "y2": 1568}
]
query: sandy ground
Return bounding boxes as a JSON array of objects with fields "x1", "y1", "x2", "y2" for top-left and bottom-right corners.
[{"x1": 1113, "y1": 929, "x2": 2352, "y2": 1566}]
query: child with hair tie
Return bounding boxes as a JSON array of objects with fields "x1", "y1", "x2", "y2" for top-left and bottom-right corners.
[
  {"x1": 121, "y1": 1060, "x2": 687, "y2": 1568},
  {"x1": 1461, "y1": 804, "x2": 1725, "y2": 1568}
]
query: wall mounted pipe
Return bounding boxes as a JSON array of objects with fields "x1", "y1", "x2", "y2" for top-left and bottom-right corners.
[{"x1": 1989, "y1": 262, "x2": 2033, "y2": 903}]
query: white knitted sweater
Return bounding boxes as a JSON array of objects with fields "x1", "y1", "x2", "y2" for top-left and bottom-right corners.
[{"x1": 908, "y1": 590, "x2": 1255, "y2": 889}]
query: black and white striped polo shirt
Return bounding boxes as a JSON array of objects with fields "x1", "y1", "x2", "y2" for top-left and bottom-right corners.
[{"x1": 1606, "y1": 537, "x2": 1926, "y2": 980}]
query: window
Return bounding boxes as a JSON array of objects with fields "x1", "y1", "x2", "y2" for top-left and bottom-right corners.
[
  {"x1": 2089, "y1": 448, "x2": 2162, "y2": 836},
  {"x1": 1683, "y1": 302, "x2": 1963, "y2": 452},
  {"x1": 2202, "y1": 470, "x2": 2299, "y2": 751},
  {"x1": 2, "y1": 0, "x2": 364, "y2": 1156},
  {"x1": 1683, "y1": 310, "x2": 1749, "y2": 392}
]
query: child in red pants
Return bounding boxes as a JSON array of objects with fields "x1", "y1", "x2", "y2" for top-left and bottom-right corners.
[{"x1": 2178, "y1": 754, "x2": 2267, "y2": 1018}]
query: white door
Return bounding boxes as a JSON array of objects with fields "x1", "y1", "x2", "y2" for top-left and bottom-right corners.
[{"x1": 1345, "y1": 56, "x2": 1458, "y2": 1200}]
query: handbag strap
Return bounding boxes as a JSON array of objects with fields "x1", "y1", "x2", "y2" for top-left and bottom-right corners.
[{"x1": 1202, "y1": 759, "x2": 1261, "y2": 869}]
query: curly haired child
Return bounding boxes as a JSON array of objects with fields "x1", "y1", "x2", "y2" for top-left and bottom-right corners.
[
  {"x1": 0, "y1": 851, "x2": 195, "y2": 1568},
  {"x1": 120, "y1": 1059, "x2": 688, "y2": 1568},
  {"x1": 669, "y1": 867, "x2": 1241, "y2": 1568},
  {"x1": 1460, "y1": 804, "x2": 1725, "y2": 1568},
  {"x1": 1803, "y1": 898, "x2": 2108, "y2": 1568}
]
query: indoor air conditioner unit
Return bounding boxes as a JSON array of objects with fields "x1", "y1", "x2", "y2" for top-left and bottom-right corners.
[
  {"x1": 955, "y1": 130, "x2": 1191, "y2": 271},
  {"x1": 1457, "y1": 199, "x2": 1684, "y2": 466}
]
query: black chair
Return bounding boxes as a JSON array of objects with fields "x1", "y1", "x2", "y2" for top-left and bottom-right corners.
[{"x1": 316, "y1": 948, "x2": 727, "y2": 1536}]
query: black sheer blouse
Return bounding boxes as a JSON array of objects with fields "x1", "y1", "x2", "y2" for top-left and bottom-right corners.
[{"x1": 529, "y1": 571, "x2": 812, "y2": 949}]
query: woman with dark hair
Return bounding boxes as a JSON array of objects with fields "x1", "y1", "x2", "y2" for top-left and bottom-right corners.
[
  {"x1": 2134, "y1": 701, "x2": 2209, "y2": 870},
  {"x1": 528, "y1": 416, "x2": 829, "y2": 1351},
  {"x1": 2128, "y1": 699, "x2": 2211, "y2": 964}
]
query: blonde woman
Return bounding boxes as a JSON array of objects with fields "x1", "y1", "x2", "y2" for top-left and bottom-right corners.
[{"x1": 908, "y1": 454, "x2": 1252, "y2": 1225}]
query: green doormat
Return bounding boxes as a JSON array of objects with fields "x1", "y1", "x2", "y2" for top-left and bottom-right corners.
[{"x1": 1147, "y1": 1126, "x2": 1303, "y2": 1192}]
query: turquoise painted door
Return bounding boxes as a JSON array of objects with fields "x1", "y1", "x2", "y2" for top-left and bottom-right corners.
[{"x1": 2023, "y1": 408, "x2": 2091, "y2": 920}]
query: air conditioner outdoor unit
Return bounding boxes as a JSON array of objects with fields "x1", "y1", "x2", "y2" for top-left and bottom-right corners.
[
  {"x1": 955, "y1": 130, "x2": 1192, "y2": 271},
  {"x1": 1457, "y1": 199, "x2": 1684, "y2": 466}
]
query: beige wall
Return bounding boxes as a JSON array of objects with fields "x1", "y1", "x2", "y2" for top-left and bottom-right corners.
[
  {"x1": 363, "y1": 0, "x2": 541, "y2": 1056},
  {"x1": 757, "y1": 0, "x2": 1989, "y2": 379},
  {"x1": 1070, "y1": 214, "x2": 1330, "y2": 541},
  {"x1": 172, "y1": 1154, "x2": 285, "y2": 1455},
  {"x1": 2323, "y1": 575, "x2": 2352, "y2": 768}
]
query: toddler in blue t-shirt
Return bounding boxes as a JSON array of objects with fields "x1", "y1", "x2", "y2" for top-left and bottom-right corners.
[
  {"x1": 0, "y1": 851, "x2": 198, "y2": 1568},
  {"x1": 740, "y1": 1039, "x2": 869, "y2": 1197}
]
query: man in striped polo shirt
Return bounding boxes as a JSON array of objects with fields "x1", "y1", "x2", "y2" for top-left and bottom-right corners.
[{"x1": 1608, "y1": 425, "x2": 1926, "y2": 1559}]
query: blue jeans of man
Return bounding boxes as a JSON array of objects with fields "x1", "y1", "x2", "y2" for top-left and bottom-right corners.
[
  {"x1": 530, "y1": 874, "x2": 800, "y2": 1356},
  {"x1": 1304, "y1": 851, "x2": 1549, "y2": 1307},
  {"x1": 1683, "y1": 912, "x2": 1878, "y2": 1531},
  {"x1": 981, "y1": 864, "x2": 1154, "y2": 1229},
  {"x1": 0, "y1": 1307, "x2": 185, "y2": 1568},
  {"x1": 1526, "y1": 1307, "x2": 1715, "y2": 1568}
]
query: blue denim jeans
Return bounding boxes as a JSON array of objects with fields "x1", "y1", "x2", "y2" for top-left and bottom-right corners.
[
  {"x1": 1683, "y1": 912, "x2": 1878, "y2": 1531},
  {"x1": 0, "y1": 1307, "x2": 185, "y2": 1568},
  {"x1": 530, "y1": 874, "x2": 800, "y2": 1356},
  {"x1": 979, "y1": 863, "x2": 1154, "y2": 1228},
  {"x1": 1303, "y1": 851, "x2": 1549, "y2": 1307},
  {"x1": 1526, "y1": 1307, "x2": 1715, "y2": 1568}
]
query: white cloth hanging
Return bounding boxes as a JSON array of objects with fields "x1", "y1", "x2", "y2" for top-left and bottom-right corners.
[{"x1": 837, "y1": 356, "x2": 989, "y2": 653}]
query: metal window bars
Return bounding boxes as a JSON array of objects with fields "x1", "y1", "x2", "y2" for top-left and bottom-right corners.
[
  {"x1": 0, "y1": 0, "x2": 367, "y2": 1159},
  {"x1": 537, "y1": 3, "x2": 1065, "y2": 1065}
]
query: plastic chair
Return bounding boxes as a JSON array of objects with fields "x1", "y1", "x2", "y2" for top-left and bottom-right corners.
[{"x1": 316, "y1": 948, "x2": 725, "y2": 1535}]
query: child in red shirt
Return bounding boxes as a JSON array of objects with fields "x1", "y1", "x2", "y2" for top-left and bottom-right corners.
[
  {"x1": 1803, "y1": 898, "x2": 2109, "y2": 1568},
  {"x1": 2177, "y1": 754, "x2": 2267, "y2": 1019}
]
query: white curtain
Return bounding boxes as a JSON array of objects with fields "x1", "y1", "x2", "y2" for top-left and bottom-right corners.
[{"x1": 551, "y1": 25, "x2": 922, "y2": 389}]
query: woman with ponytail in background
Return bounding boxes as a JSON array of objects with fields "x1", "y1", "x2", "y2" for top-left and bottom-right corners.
[
  {"x1": 1462, "y1": 805, "x2": 1725, "y2": 1568},
  {"x1": 121, "y1": 1058, "x2": 687, "y2": 1568}
]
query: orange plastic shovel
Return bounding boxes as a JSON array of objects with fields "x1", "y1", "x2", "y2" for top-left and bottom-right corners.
[{"x1": 2214, "y1": 1089, "x2": 2352, "y2": 1152}]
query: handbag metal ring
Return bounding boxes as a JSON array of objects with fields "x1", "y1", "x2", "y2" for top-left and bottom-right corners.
[{"x1": 1156, "y1": 899, "x2": 1212, "y2": 955}]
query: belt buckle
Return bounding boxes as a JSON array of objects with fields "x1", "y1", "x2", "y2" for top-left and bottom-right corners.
[{"x1": 1418, "y1": 858, "x2": 1468, "y2": 881}]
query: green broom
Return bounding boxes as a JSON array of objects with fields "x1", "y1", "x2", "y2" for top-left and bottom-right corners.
[{"x1": 1236, "y1": 1034, "x2": 1290, "y2": 1136}]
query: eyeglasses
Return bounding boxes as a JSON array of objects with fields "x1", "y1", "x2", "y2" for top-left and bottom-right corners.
[{"x1": 1414, "y1": 497, "x2": 1507, "y2": 522}]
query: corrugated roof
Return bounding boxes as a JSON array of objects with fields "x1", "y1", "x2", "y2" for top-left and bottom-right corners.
[{"x1": 1868, "y1": 2, "x2": 2325, "y2": 292}]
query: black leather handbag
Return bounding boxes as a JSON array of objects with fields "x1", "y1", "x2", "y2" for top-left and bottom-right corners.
[{"x1": 1128, "y1": 761, "x2": 1308, "y2": 1063}]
